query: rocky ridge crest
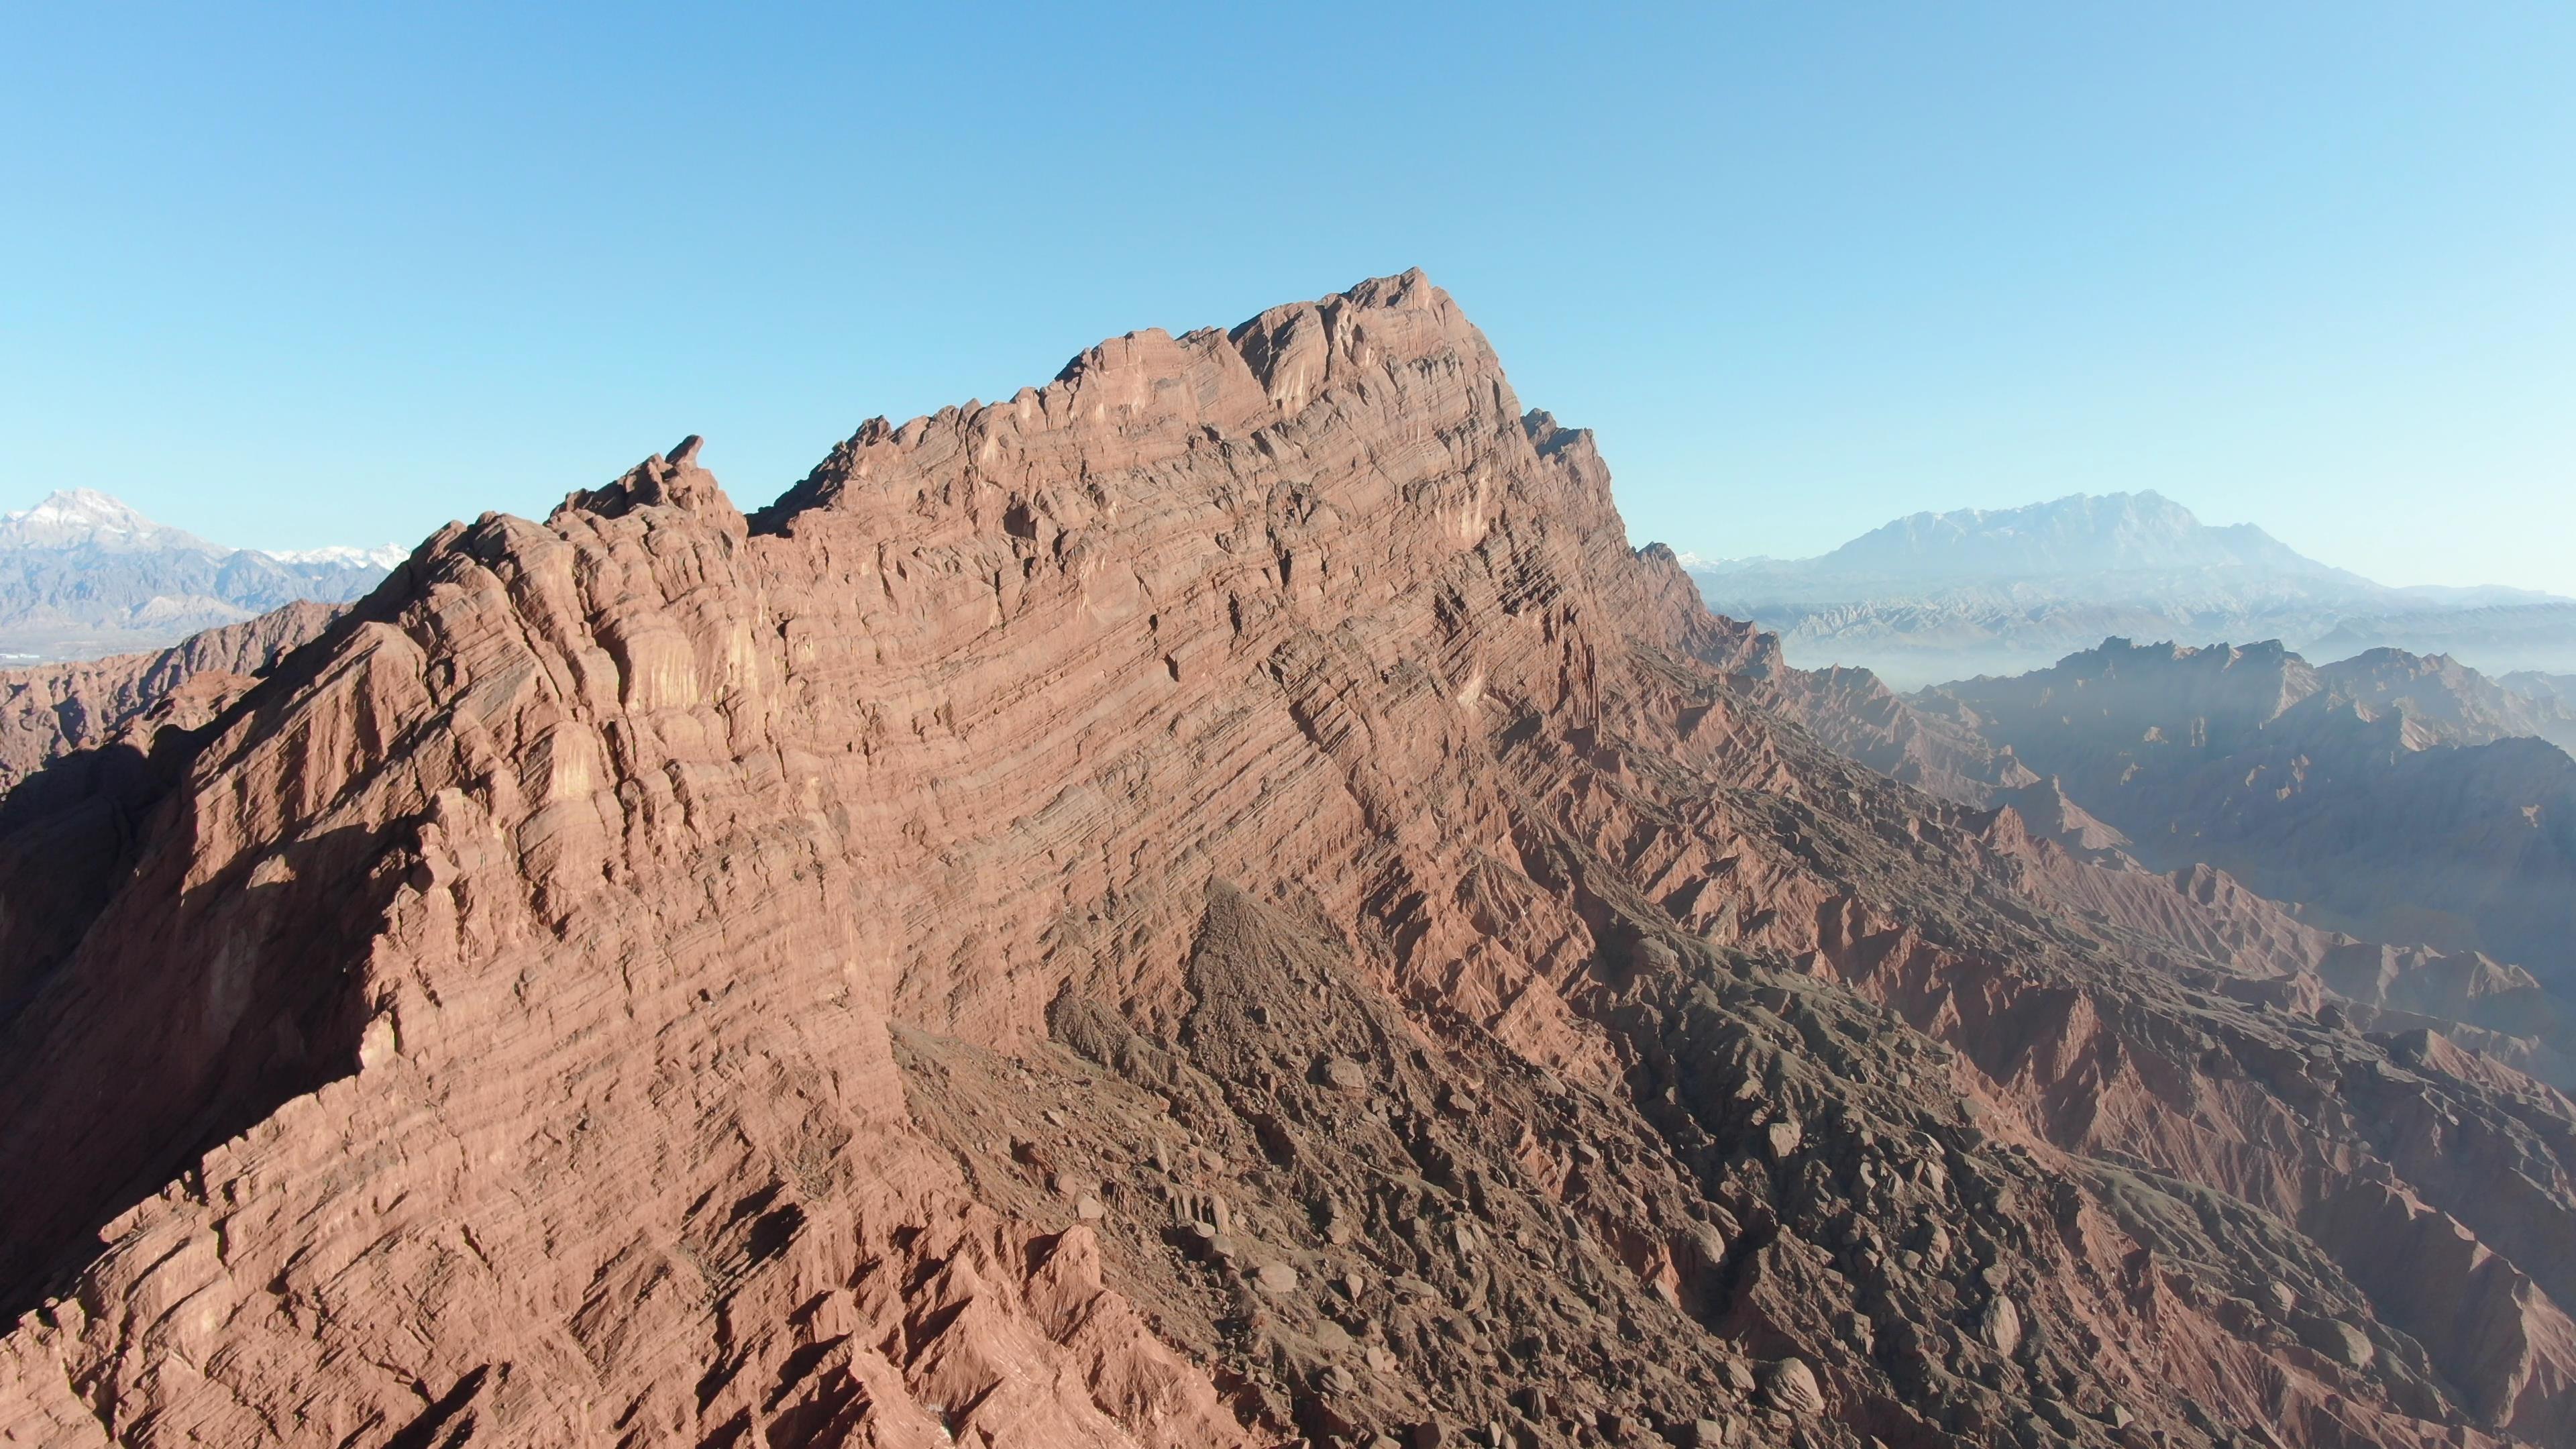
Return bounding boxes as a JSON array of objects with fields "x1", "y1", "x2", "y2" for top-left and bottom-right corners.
[{"x1": 1, "y1": 275, "x2": 2573, "y2": 1448}]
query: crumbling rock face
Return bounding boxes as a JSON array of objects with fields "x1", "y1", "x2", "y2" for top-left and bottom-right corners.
[{"x1": 2, "y1": 274, "x2": 2573, "y2": 1448}]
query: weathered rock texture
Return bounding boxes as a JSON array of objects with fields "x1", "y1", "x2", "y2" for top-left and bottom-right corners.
[
  {"x1": 3, "y1": 275, "x2": 2575, "y2": 1448},
  {"x1": 0, "y1": 600, "x2": 344, "y2": 794}
]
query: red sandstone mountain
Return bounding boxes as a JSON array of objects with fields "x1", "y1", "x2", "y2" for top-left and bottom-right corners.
[{"x1": 3, "y1": 275, "x2": 2575, "y2": 1448}]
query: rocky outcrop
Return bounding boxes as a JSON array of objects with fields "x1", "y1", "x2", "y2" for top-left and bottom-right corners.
[
  {"x1": 0, "y1": 600, "x2": 344, "y2": 794},
  {"x1": 1, "y1": 274, "x2": 2573, "y2": 1448}
]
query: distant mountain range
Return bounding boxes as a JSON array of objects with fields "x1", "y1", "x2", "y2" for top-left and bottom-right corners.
[
  {"x1": 1688, "y1": 490, "x2": 2576, "y2": 686},
  {"x1": 0, "y1": 490, "x2": 404, "y2": 662},
  {"x1": 2505, "y1": 669, "x2": 2576, "y2": 704},
  {"x1": 1919, "y1": 637, "x2": 2576, "y2": 998}
]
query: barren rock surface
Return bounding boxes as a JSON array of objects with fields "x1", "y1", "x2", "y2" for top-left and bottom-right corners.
[
  {"x1": 2, "y1": 274, "x2": 2573, "y2": 1448},
  {"x1": 0, "y1": 600, "x2": 343, "y2": 794}
]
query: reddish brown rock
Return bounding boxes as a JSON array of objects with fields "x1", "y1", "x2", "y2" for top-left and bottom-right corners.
[
  {"x1": 0, "y1": 598, "x2": 341, "y2": 793},
  {"x1": 0, "y1": 272, "x2": 2570, "y2": 1449}
]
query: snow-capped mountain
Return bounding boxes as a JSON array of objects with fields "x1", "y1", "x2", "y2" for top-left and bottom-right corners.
[
  {"x1": 268, "y1": 543, "x2": 414, "y2": 570},
  {"x1": 0, "y1": 488, "x2": 229, "y2": 555},
  {"x1": 0, "y1": 490, "x2": 402, "y2": 662}
]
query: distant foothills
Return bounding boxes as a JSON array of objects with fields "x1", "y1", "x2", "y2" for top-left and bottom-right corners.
[
  {"x1": 0, "y1": 490, "x2": 405, "y2": 663},
  {"x1": 1684, "y1": 490, "x2": 2576, "y2": 688}
]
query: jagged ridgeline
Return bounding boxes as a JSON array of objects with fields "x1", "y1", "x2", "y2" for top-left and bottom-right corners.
[{"x1": 3, "y1": 274, "x2": 2573, "y2": 1448}]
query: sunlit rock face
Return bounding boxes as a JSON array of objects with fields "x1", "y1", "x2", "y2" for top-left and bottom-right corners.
[{"x1": 1, "y1": 274, "x2": 2572, "y2": 1449}]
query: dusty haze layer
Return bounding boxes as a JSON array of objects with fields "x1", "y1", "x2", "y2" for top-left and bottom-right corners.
[{"x1": 1689, "y1": 493, "x2": 2576, "y2": 687}]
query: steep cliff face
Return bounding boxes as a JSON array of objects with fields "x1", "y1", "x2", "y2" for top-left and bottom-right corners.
[{"x1": 3, "y1": 275, "x2": 2574, "y2": 1449}]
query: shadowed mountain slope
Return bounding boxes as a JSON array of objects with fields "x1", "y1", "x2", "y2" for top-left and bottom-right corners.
[{"x1": 0, "y1": 600, "x2": 347, "y2": 795}]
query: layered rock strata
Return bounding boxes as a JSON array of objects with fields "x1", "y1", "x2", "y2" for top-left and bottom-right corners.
[{"x1": 1, "y1": 275, "x2": 2573, "y2": 1448}]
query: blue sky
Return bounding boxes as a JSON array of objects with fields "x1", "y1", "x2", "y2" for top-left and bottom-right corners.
[{"x1": 5, "y1": 5, "x2": 2571, "y2": 590}]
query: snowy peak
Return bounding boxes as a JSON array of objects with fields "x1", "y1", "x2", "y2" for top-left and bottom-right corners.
[
  {"x1": 0, "y1": 488, "x2": 227, "y2": 555},
  {"x1": 270, "y1": 543, "x2": 412, "y2": 570},
  {"x1": 0, "y1": 490, "x2": 400, "y2": 566},
  {"x1": 0, "y1": 488, "x2": 403, "y2": 661}
]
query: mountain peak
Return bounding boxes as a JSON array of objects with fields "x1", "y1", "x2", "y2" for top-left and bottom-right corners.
[
  {"x1": 1681, "y1": 489, "x2": 2417, "y2": 686},
  {"x1": 1691, "y1": 487, "x2": 2382, "y2": 593},
  {"x1": 1829, "y1": 489, "x2": 2311, "y2": 579},
  {"x1": 0, "y1": 488, "x2": 224, "y2": 554},
  {"x1": 754, "y1": 270, "x2": 1488, "y2": 533},
  {"x1": 23, "y1": 486, "x2": 143, "y2": 519},
  {"x1": 0, "y1": 489, "x2": 407, "y2": 661},
  {"x1": 268, "y1": 543, "x2": 413, "y2": 570},
  {"x1": 1896, "y1": 488, "x2": 2194, "y2": 530}
]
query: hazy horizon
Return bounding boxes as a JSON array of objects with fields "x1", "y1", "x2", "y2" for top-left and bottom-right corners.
[{"x1": 7, "y1": 5, "x2": 2571, "y2": 593}]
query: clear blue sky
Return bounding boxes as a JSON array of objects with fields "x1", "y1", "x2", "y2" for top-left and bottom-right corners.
[{"x1": 5, "y1": 5, "x2": 2571, "y2": 590}]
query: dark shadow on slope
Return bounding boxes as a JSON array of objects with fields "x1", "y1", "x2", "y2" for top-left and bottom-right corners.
[{"x1": 0, "y1": 581, "x2": 426, "y2": 1323}]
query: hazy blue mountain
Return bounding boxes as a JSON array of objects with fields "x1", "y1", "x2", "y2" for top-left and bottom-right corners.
[
  {"x1": 0, "y1": 490, "x2": 404, "y2": 663},
  {"x1": 2308, "y1": 603, "x2": 2576, "y2": 678},
  {"x1": 1733, "y1": 490, "x2": 2355, "y2": 588},
  {"x1": 1687, "y1": 491, "x2": 2574, "y2": 686},
  {"x1": 1921, "y1": 638, "x2": 2576, "y2": 988},
  {"x1": 2504, "y1": 669, "x2": 2576, "y2": 704}
]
